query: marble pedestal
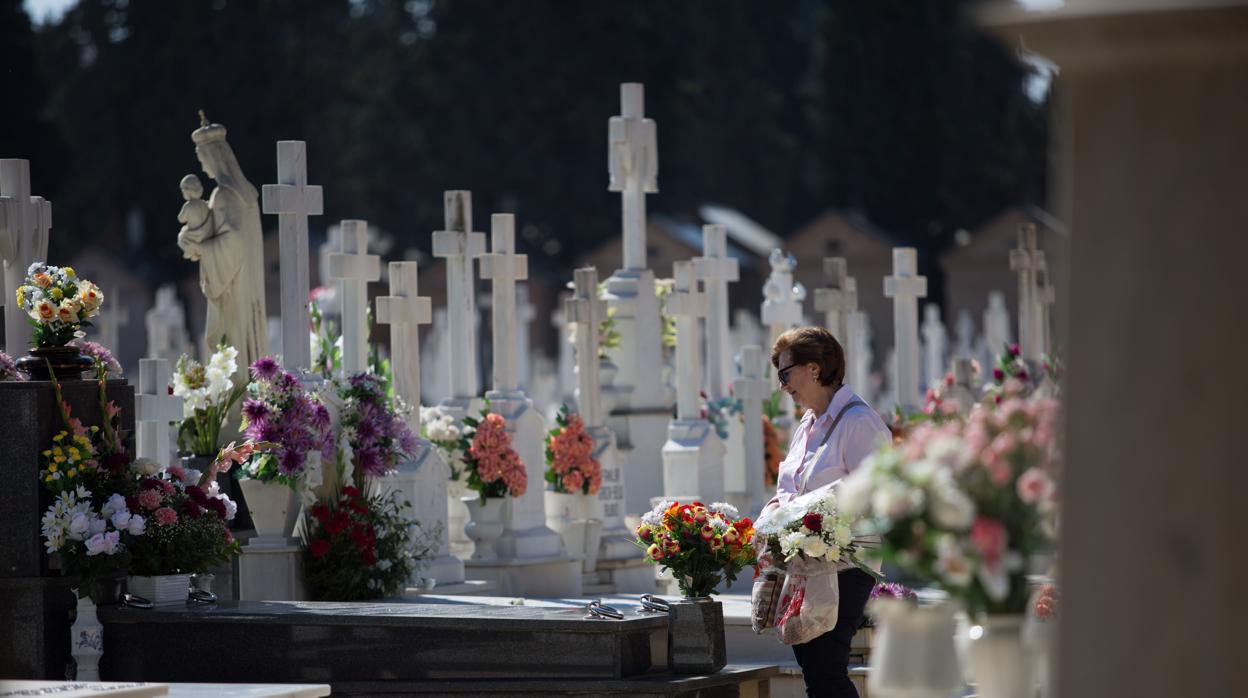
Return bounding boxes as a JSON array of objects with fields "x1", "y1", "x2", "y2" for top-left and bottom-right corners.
[
  {"x1": 237, "y1": 541, "x2": 306, "y2": 602},
  {"x1": 380, "y1": 446, "x2": 465, "y2": 586},
  {"x1": 661, "y1": 420, "x2": 726, "y2": 505}
]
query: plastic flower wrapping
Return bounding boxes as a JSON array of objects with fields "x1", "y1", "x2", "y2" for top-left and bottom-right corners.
[
  {"x1": 173, "y1": 344, "x2": 246, "y2": 456},
  {"x1": 17, "y1": 263, "x2": 103, "y2": 347},
  {"x1": 753, "y1": 485, "x2": 881, "y2": 580},
  {"x1": 544, "y1": 406, "x2": 602, "y2": 495},
  {"x1": 634, "y1": 500, "x2": 757, "y2": 598},
  {"x1": 336, "y1": 372, "x2": 419, "y2": 486},
  {"x1": 238, "y1": 355, "x2": 334, "y2": 485},
  {"x1": 839, "y1": 395, "x2": 1061, "y2": 615}
]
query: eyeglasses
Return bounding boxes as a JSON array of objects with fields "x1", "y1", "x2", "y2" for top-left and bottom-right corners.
[{"x1": 776, "y1": 362, "x2": 800, "y2": 386}]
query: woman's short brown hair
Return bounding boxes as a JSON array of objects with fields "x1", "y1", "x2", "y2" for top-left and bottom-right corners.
[{"x1": 771, "y1": 326, "x2": 845, "y2": 387}]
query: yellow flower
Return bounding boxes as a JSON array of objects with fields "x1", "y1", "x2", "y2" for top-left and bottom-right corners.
[
  {"x1": 41, "y1": 450, "x2": 51, "y2": 457},
  {"x1": 15, "y1": 287, "x2": 24, "y2": 307},
  {"x1": 47, "y1": 464, "x2": 57, "y2": 473},
  {"x1": 53, "y1": 456, "x2": 66, "y2": 464},
  {"x1": 63, "y1": 267, "x2": 75, "y2": 278},
  {"x1": 67, "y1": 447, "x2": 79, "y2": 459},
  {"x1": 46, "y1": 475, "x2": 54, "y2": 483},
  {"x1": 53, "y1": 434, "x2": 64, "y2": 442},
  {"x1": 67, "y1": 468, "x2": 77, "y2": 478},
  {"x1": 49, "y1": 287, "x2": 63, "y2": 300}
]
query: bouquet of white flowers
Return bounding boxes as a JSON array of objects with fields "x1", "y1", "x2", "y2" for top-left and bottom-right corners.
[
  {"x1": 755, "y1": 485, "x2": 880, "y2": 579},
  {"x1": 173, "y1": 344, "x2": 245, "y2": 457}
]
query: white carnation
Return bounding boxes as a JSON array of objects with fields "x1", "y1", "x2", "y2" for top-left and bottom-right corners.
[
  {"x1": 707, "y1": 502, "x2": 739, "y2": 519},
  {"x1": 802, "y1": 535, "x2": 829, "y2": 559}
]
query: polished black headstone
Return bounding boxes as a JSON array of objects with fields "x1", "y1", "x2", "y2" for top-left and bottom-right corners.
[{"x1": 99, "y1": 601, "x2": 668, "y2": 683}]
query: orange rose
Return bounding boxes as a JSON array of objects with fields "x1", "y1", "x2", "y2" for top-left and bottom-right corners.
[
  {"x1": 33, "y1": 273, "x2": 52, "y2": 289},
  {"x1": 34, "y1": 300, "x2": 55, "y2": 321},
  {"x1": 56, "y1": 302, "x2": 78, "y2": 324}
]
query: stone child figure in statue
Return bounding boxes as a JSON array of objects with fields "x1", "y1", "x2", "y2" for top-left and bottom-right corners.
[
  {"x1": 177, "y1": 112, "x2": 269, "y2": 375},
  {"x1": 177, "y1": 174, "x2": 211, "y2": 247}
]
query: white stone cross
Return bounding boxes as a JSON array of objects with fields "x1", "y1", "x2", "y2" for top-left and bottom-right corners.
[
  {"x1": 566, "y1": 267, "x2": 608, "y2": 428},
  {"x1": 1036, "y1": 255, "x2": 1056, "y2": 357},
  {"x1": 480, "y1": 214, "x2": 529, "y2": 395},
  {"x1": 954, "y1": 308, "x2": 976, "y2": 359},
  {"x1": 516, "y1": 284, "x2": 536, "y2": 391},
  {"x1": 814, "y1": 257, "x2": 854, "y2": 346},
  {"x1": 761, "y1": 249, "x2": 802, "y2": 346},
  {"x1": 0, "y1": 159, "x2": 51, "y2": 354},
  {"x1": 693, "y1": 224, "x2": 739, "y2": 400},
  {"x1": 135, "y1": 358, "x2": 183, "y2": 467},
  {"x1": 734, "y1": 345, "x2": 770, "y2": 512},
  {"x1": 849, "y1": 309, "x2": 873, "y2": 400},
  {"x1": 376, "y1": 261, "x2": 432, "y2": 426},
  {"x1": 262, "y1": 141, "x2": 323, "y2": 372},
  {"x1": 327, "y1": 219, "x2": 380, "y2": 375},
  {"x1": 1009, "y1": 223, "x2": 1043, "y2": 362},
  {"x1": 432, "y1": 191, "x2": 487, "y2": 401},
  {"x1": 608, "y1": 83, "x2": 659, "y2": 272},
  {"x1": 921, "y1": 303, "x2": 948, "y2": 389},
  {"x1": 668, "y1": 261, "x2": 709, "y2": 421},
  {"x1": 97, "y1": 286, "x2": 130, "y2": 355},
  {"x1": 883, "y1": 248, "x2": 928, "y2": 412}
]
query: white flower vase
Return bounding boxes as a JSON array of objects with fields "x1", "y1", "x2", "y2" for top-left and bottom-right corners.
[
  {"x1": 544, "y1": 490, "x2": 603, "y2": 574},
  {"x1": 867, "y1": 598, "x2": 965, "y2": 698},
  {"x1": 127, "y1": 573, "x2": 192, "y2": 605},
  {"x1": 966, "y1": 614, "x2": 1032, "y2": 698},
  {"x1": 462, "y1": 495, "x2": 505, "y2": 561},
  {"x1": 239, "y1": 478, "x2": 302, "y2": 545},
  {"x1": 70, "y1": 592, "x2": 102, "y2": 680}
]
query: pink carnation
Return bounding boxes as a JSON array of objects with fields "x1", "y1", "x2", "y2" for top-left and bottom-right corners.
[
  {"x1": 1016, "y1": 467, "x2": 1053, "y2": 504},
  {"x1": 154, "y1": 507, "x2": 178, "y2": 526},
  {"x1": 970, "y1": 517, "x2": 1008, "y2": 570},
  {"x1": 137, "y1": 489, "x2": 163, "y2": 511},
  {"x1": 562, "y1": 470, "x2": 585, "y2": 493}
]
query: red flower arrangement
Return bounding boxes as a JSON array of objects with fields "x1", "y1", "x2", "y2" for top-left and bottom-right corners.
[
  {"x1": 301, "y1": 485, "x2": 417, "y2": 600},
  {"x1": 544, "y1": 406, "x2": 602, "y2": 495}
]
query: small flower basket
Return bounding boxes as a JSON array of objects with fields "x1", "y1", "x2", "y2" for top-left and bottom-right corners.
[{"x1": 15, "y1": 264, "x2": 103, "y2": 380}]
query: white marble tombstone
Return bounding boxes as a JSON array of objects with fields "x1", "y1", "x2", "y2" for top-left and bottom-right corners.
[
  {"x1": 515, "y1": 284, "x2": 535, "y2": 392},
  {"x1": 733, "y1": 345, "x2": 770, "y2": 517},
  {"x1": 262, "y1": 141, "x2": 323, "y2": 373},
  {"x1": 135, "y1": 359, "x2": 183, "y2": 468},
  {"x1": 946, "y1": 357, "x2": 979, "y2": 417},
  {"x1": 432, "y1": 192, "x2": 487, "y2": 422},
  {"x1": 662, "y1": 261, "x2": 725, "y2": 503},
  {"x1": 1036, "y1": 258, "x2": 1056, "y2": 357},
  {"x1": 327, "y1": 219, "x2": 380, "y2": 376},
  {"x1": 921, "y1": 303, "x2": 948, "y2": 389},
  {"x1": 954, "y1": 308, "x2": 976, "y2": 360},
  {"x1": 315, "y1": 226, "x2": 343, "y2": 317},
  {"x1": 761, "y1": 249, "x2": 802, "y2": 424},
  {"x1": 602, "y1": 82, "x2": 671, "y2": 514},
  {"x1": 731, "y1": 307, "x2": 765, "y2": 363},
  {"x1": 145, "y1": 285, "x2": 191, "y2": 364},
  {"x1": 850, "y1": 309, "x2": 875, "y2": 404},
  {"x1": 477, "y1": 213, "x2": 579, "y2": 597},
  {"x1": 883, "y1": 248, "x2": 928, "y2": 413},
  {"x1": 567, "y1": 267, "x2": 649, "y2": 591},
  {"x1": 1009, "y1": 222, "x2": 1047, "y2": 364},
  {"x1": 981, "y1": 290, "x2": 1012, "y2": 365},
  {"x1": 421, "y1": 308, "x2": 451, "y2": 406},
  {"x1": 814, "y1": 257, "x2": 854, "y2": 349},
  {"x1": 0, "y1": 159, "x2": 52, "y2": 355},
  {"x1": 96, "y1": 286, "x2": 130, "y2": 357},
  {"x1": 551, "y1": 296, "x2": 577, "y2": 411},
  {"x1": 375, "y1": 260, "x2": 465, "y2": 587}
]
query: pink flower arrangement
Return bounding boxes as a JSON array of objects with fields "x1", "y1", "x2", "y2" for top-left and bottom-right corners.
[
  {"x1": 544, "y1": 406, "x2": 602, "y2": 495},
  {"x1": 839, "y1": 395, "x2": 1061, "y2": 616},
  {"x1": 460, "y1": 408, "x2": 526, "y2": 501}
]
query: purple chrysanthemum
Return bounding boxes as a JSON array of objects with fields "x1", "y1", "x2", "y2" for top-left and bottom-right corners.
[
  {"x1": 277, "y1": 448, "x2": 305, "y2": 476},
  {"x1": 250, "y1": 356, "x2": 280, "y2": 381},
  {"x1": 241, "y1": 399, "x2": 271, "y2": 424}
]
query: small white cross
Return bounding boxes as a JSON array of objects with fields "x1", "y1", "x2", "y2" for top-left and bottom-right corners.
[
  {"x1": 883, "y1": 248, "x2": 928, "y2": 412},
  {"x1": 376, "y1": 261, "x2": 432, "y2": 427},
  {"x1": 608, "y1": 83, "x2": 659, "y2": 271},
  {"x1": 479, "y1": 214, "x2": 529, "y2": 394},
  {"x1": 566, "y1": 267, "x2": 608, "y2": 428},
  {"x1": 327, "y1": 219, "x2": 380, "y2": 375},
  {"x1": 432, "y1": 191, "x2": 487, "y2": 400},
  {"x1": 0, "y1": 159, "x2": 52, "y2": 354},
  {"x1": 669, "y1": 260, "x2": 708, "y2": 421},
  {"x1": 135, "y1": 358, "x2": 184, "y2": 466},
  {"x1": 815, "y1": 257, "x2": 854, "y2": 346},
  {"x1": 262, "y1": 141, "x2": 323, "y2": 371},
  {"x1": 693, "y1": 224, "x2": 739, "y2": 399}
]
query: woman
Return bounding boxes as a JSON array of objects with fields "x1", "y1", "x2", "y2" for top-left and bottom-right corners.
[{"x1": 762, "y1": 326, "x2": 890, "y2": 698}]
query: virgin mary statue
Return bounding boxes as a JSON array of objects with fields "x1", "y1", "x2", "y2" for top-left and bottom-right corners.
[{"x1": 177, "y1": 113, "x2": 268, "y2": 375}]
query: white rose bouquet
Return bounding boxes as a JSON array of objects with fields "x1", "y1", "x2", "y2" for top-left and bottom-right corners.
[{"x1": 755, "y1": 485, "x2": 880, "y2": 579}]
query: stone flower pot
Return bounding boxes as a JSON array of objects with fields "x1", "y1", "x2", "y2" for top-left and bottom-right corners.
[
  {"x1": 966, "y1": 614, "x2": 1031, "y2": 698},
  {"x1": 544, "y1": 490, "x2": 603, "y2": 574},
  {"x1": 238, "y1": 479, "x2": 301, "y2": 545},
  {"x1": 462, "y1": 495, "x2": 505, "y2": 562},
  {"x1": 126, "y1": 573, "x2": 191, "y2": 606},
  {"x1": 667, "y1": 597, "x2": 727, "y2": 674},
  {"x1": 868, "y1": 597, "x2": 965, "y2": 698}
]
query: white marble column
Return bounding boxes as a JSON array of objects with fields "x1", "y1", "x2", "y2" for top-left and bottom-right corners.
[
  {"x1": 732, "y1": 346, "x2": 770, "y2": 516},
  {"x1": 883, "y1": 248, "x2": 927, "y2": 414},
  {"x1": 327, "y1": 220, "x2": 380, "y2": 376},
  {"x1": 261, "y1": 141, "x2": 323, "y2": 373},
  {"x1": 981, "y1": 290, "x2": 1012, "y2": 364},
  {"x1": 921, "y1": 303, "x2": 948, "y2": 389},
  {"x1": 0, "y1": 159, "x2": 51, "y2": 355},
  {"x1": 375, "y1": 261, "x2": 464, "y2": 586},
  {"x1": 135, "y1": 359, "x2": 183, "y2": 468}
]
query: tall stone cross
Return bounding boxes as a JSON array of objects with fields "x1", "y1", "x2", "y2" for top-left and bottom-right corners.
[
  {"x1": 375, "y1": 261, "x2": 432, "y2": 424},
  {"x1": 983, "y1": 290, "x2": 1012, "y2": 360},
  {"x1": 262, "y1": 141, "x2": 323, "y2": 372},
  {"x1": 668, "y1": 261, "x2": 708, "y2": 421},
  {"x1": 1036, "y1": 255, "x2": 1056, "y2": 357},
  {"x1": 883, "y1": 248, "x2": 928, "y2": 413},
  {"x1": 567, "y1": 267, "x2": 608, "y2": 428},
  {"x1": 608, "y1": 83, "x2": 659, "y2": 272},
  {"x1": 98, "y1": 286, "x2": 129, "y2": 355},
  {"x1": 327, "y1": 219, "x2": 380, "y2": 375},
  {"x1": 432, "y1": 191, "x2": 486, "y2": 403},
  {"x1": 135, "y1": 358, "x2": 183, "y2": 467},
  {"x1": 1009, "y1": 223, "x2": 1044, "y2": 363},
  {"x1": 733, "y1": 345, "x2": 771, "y2": 513},
  {"x1": 921, "y1": 303, "x2": 947, "y2": 389},
  {"x1": 814, "y1": 256, "x2": 857, "y2": 374},
  {"x1": 0, "y1": 159, "x2": 51, "y2": 354},
  {"x1": 479, "y1": 214, "x2": 528, "y2": 395},
  {"x1": 692, "y1": 224, "x2": 739, "y2": 399}
]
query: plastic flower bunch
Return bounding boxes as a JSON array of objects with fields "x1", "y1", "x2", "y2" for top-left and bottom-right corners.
[
  {"x1": 754, "y1": 486, "x2": 881, "y2": 580},
  {"x1": 122, "y1": 459, "x2": 239, "y2": 576},
  {"x1": 302, "y1": 486, "x2": 419, "y2": 601},
  {"x1": 337, "y1": 372, "x2": 420, "y2": 487},
  {"x1": 701, "y1": 394, "x2": 742, "y2": 441},
  {"x1": 238, "y1": 356, "x2": 334, "y2": 485},
  {"x1": 634, "y1": 500, "x2": 757, "y2": 598},
  {"x1": 420, "y1": 405, "x2": 467, "y2": 493},
  {"x1": 839, "y1": 395, "x2": 1061, "y2": 615},
  {"x1": 174, "y1": 345, "x2": 246, "y2": 457},
  {"x1": 462, "y1": 408, "x2": 527, "y2": 501},
  {"x1": 17, "y1": 263, "x2": 102, "y2": 347},
  {"x1": 544, "y1": 405, "x2": 602, "y2": 495}
]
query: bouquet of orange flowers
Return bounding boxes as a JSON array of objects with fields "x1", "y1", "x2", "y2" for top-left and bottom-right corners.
[{"x1": 634, "y1": 500, "x2": 757, "y2": 597}]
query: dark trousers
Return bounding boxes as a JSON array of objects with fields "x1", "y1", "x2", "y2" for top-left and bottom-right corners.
[{"x1": 791, "y1": 568, "x2": 876, "y2": 698}]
